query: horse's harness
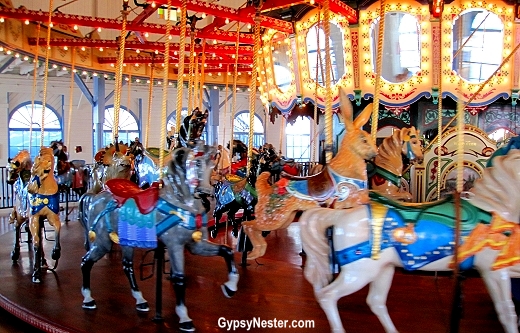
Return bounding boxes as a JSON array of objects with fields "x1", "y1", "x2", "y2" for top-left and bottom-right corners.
[{"x1": 28, "y1": 175, "x2": 60, "y2": 215}]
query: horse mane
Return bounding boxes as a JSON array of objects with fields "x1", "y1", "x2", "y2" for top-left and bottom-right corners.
[
  {"x1": 376, "y1": 129, "x2": 405, "y2": 174},
  {"x1": 468, "y1": 149, "x2": 520, "y2": 222},
  {"x1": 12, "y1": 150, "x2": 32, "y2": 167}
]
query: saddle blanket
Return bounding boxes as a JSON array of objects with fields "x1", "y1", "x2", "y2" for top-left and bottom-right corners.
[{"x1": 118, "y1": 198, "x2": 157, "y2": 248}]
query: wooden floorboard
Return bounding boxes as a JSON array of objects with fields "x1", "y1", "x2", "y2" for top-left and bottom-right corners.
[{"x1": 0, "y1": 208, "x2": 513, "y2": 332}]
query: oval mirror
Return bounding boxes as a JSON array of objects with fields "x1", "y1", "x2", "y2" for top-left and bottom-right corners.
[
  {"x1": 306, "y1": 21, "x2": 345, "y2": 86},
  {"x1": 452, "y1": 9, "x2": 504, "y2": 83},
  {"x1": 271, "y1": 32, "x2": 292, "y2": 92},
  {"x1": 370, "y1": 12, "x2": 421, "y2": 83}
]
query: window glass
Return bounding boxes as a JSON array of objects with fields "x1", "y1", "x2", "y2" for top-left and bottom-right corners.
[
  {"x1": 306, "y1": 22, "x2": 345, "y2": 86},
  {"x1": 233, "y1": 112, "x2": 265, "y2": 148},
  {"x1": 452, "y1": 9, "x2": 504, "y2": 83},
  {"x1": 285, "y1": 117, "x2": 311, "y2": 162},
  {"x1": 8, "y1": 103, "x2": 62, "y2": 158}
]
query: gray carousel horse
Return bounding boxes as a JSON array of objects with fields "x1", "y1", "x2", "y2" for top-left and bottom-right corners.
[{"x1": 80, "y1": 144, "x2": 239, "y2": 332}]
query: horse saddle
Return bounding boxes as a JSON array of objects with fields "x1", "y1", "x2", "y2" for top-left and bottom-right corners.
[
  {"x1": 225, "y1": 174, "x2": 247, "y2": 193},
  {"x1": 105, "y1": 179, "x2": 160, "y2": 214},
  {"x1": 284, "y1": 167, "x2": 335, "y2": 202}
]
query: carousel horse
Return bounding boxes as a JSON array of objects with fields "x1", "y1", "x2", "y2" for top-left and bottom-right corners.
[
  {"x1": 6, "y1": 150, "x2": 33, "y2": 262},
  {"x1": 486, "y1": 134, "x2": 520, "y2": 167},
  {"x1": 176, "y1": 107, "x2": 209, "y2": 148},
  {"x1": 370, "y1": 126, "x2": 423, "y2": 202},
  {"x1": 80, "y1": 145, "x2": 239, "y2": 332},
  {"x1": 242, "y1": 89, "x2": 378, "y2": 260},
  {"x1": 300, "y1": 149, "x2": 520, "y2": 333},
  {"x1": 135, "y1": 109, "x2": 208, "y2": 188},
  {"x1": 78, "y1": 144, "x2": 134, "y2": 251},
  {"x1": 49, "y1": 140, "x2": 89, "y2": 196},
  {"x1": 211, "y1": 140, "x2": 260, "y2": 239},
  {"x1": 27, "y1": 146, "x2": 63, "y2": 283}
]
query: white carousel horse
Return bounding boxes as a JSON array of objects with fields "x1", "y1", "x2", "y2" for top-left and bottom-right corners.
[{"x1": 300, "y1": 149, "x2": 520, "y2": 333}]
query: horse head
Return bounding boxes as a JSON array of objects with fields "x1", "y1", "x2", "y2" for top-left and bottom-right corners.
[
  {"x1": 105, "y1": 151, "x2": 134, "y2": 181},
  {"x1": 27, "y1": 147, "x2": 57, "y2": 195},
  {"x1": 400, "y1": 126, "x2": 423, "y2": 163},
  {"x1": 6, "y1": 150, "x2": 32, "y2": 185}
]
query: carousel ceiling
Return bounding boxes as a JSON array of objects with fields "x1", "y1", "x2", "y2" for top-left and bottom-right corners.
[{"x1": 0, "y1": 0, "x2": 358, "y2": 81}]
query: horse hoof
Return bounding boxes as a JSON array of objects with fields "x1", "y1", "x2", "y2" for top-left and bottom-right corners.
[
  {"x1": 11, "y1": 250, "x2": 20, "y2": 261},
  {"x1": 221, "y1": 284, "x2": 236, "y2": 298},
  {"x1": 32, "y1": 274, "x2": 41, "y2": 284},
  {"x1": 82, "y1": 300, "x2": 97, "y2": 310},
  {"x1": 52, "y1": 248, "x2": 61, "y2": 260},
  {"x1": 210, "y1": 229, "x2": 218, "y2": 239},
  {"x1": 179, "y1": 321, "x2": 195, "y2": 332},
  {"x1": 136, "y1": 302, "x2": 150, "y2": 312}
]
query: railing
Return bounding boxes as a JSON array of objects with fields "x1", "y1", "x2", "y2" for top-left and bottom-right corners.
[
  {"x1": 0, "y1": 166, "x2": 89, "y2": 209},
  {"x1": 0, "y1": 162, "x2": 321, "y2": 209}
]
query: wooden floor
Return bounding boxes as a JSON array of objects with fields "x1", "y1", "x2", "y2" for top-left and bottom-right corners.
[{"x1": 0, "y1": 207, "x2": 514, "y2": 333}]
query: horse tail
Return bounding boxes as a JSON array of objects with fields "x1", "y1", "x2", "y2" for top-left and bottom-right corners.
[
  {"x1": 300, "y1": 208, "x2": 335, "y2": 292},
  {"x1": 78, "y1": 193, "x2": 95, "y2": 250},
  {"x1": 256, "y1": 172, "x2": 274, "y2": 196}
]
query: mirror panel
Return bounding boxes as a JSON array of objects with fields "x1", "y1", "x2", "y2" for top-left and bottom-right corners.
[
  {"x1": 370, "y1": 12, "x2": 421, "y2": 83},
  {"x1": 306, "y1": 21, "x2": 345, "y2": 86},
  {"x1": 271, "y1": 32, "x2": 292, "y2": 92},
  {"x1": 452, "y1": 9, "x2": 504, "y2": 83}
]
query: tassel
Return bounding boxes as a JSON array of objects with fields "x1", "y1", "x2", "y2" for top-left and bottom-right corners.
[
  {"x1": 109, "y1": 232, "x2": 120, "y2": 244},
  {"x1": 88, "y1": 230, "x2": 96, "y2": 242}
]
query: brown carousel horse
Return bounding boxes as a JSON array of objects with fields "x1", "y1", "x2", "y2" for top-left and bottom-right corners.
[
  {"x1": 79, "y1": 143, "x2": 134, "y2": 250},
  {"x1": 27, "y1": 146, "x2": 63, "y2": 283},
  {"x1": 6, "y1": 150, "x2": 33, "y2": 262},
  {"x1": 370, "y1": 127, "x2": 423, "y2": 202},
  {"x1": 242, "y1": 89, "x2": 378, "y2": 260}
]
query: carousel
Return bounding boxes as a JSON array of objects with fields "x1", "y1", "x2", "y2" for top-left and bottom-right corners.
[{"x1": 0, "y1": 0, "x2": 520, "y2": 332}]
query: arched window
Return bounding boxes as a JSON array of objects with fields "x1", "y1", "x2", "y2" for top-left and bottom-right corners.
[
  {"x1": 8, "y1": 103, "x2": 62, "y2": 158},
  {"x1": 94, "y1": 107, "x2": 139, "y2": 149},
  {"x1": 286, "y1": 117, "x2": 311, "y2": 162},
  {"x1": 233, "y1": 112, "x2": 265, "y2": 148}
]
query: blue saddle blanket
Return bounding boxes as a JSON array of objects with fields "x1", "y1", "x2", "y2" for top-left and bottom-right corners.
[{"x1": 118, "y1": 198, "x2": 157, "y2": 248}]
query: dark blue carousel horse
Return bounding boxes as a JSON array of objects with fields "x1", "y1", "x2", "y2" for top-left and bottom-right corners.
[
  {"x1": 80, "y1": 145, "x2": 238, "y2": 332},
  {"x1": 136, "y1": 108, "x2": 208, "y2": 189},
  {"x1": 211, "y1": 139, "x2": 260, "y2": 239}
]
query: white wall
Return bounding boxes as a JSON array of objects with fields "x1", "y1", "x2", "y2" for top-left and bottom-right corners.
[{"x1": 0, "y1": 74, "x2": 283, "y2": 166}]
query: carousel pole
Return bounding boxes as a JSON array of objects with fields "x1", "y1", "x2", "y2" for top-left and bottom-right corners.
[
  {"x1": 112, "y1": 0, "x2": 130, "y2": 150},
  {"x1": 29, "y1": 23, "x2": 40, "y2": 156},
  {"x1": 371, "y1": 0, "x2": 386, "y2": 143},
  {"x1": 154, "y1": 0, "x2": 173, "y2": 322},
  {"x1": 229, "y1": 22, "x2": 241, "y2": 174},
  {"x1": 40, "y1": 0, "x2": 54, "y2": 147},
  {"x1": 175, "y1": 0, "x2": 188, "y2": 140},
  {"x1": 322, "y1": 0, "x2": 333, "y2": 164}
]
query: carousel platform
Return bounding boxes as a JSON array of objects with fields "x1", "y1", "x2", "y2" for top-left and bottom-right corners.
[{"x1": 0, "y1": 209, "x2": 512, "y2": 333}]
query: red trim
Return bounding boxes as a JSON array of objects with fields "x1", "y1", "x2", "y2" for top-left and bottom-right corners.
[
  {"x1": 0, "y1": 7, "x2": 254, "y2": 44},
  {"x1": 28, "y1": 38, "x2": 254, "y2": 56}
]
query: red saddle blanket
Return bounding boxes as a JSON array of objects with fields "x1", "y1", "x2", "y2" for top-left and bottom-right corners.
[{"x1": 105, "y1": 179, "x2": 160, "y2": 215}]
